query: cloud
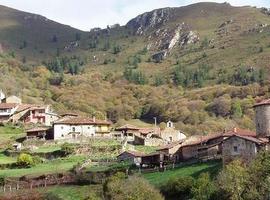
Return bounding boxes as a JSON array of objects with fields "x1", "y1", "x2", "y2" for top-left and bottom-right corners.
[{"x1": 0, "y1": 0, "x2": 269, "y2": 31}]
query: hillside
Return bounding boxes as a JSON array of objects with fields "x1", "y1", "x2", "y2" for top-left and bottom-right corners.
[{"x1": 1, "y1": 2, "x2": 270, "y2": 134}]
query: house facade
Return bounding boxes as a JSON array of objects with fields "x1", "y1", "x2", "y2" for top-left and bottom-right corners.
[
  {"x1": 160, "y1": 121, "x2": 186, "y2": 142},
  {"x1": 222, "y1": 135, "x2": 268, "y2": 164},
  {"x1": 53, "y1": 117, "x2": 111, "y2": 140},
  {"x1": 0, "y1": 103, "x2": 19, "y2": 122},
  {"x1": 11, "y1": 105, "x2": 59, "y2": 126},
  {"x1": 117, "y1": 150, "x2": 144, "y2": 166}
]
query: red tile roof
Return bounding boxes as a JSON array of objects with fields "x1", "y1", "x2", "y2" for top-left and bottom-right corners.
[
  {"x1": 0, "y1": 103, "x2": 18, "y2": 109},
  {"x1": 54, "y1": 117, "x2": 112, "y2": 125}
]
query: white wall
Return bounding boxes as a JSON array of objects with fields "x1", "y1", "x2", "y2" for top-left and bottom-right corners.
[{"x1": 54, "y1": 124, "x2": 96, "y2": 140}]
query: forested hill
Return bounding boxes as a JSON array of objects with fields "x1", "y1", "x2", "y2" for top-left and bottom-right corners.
[{"x1": 1, "y1": 2, "x2": 270, "y2": 135}]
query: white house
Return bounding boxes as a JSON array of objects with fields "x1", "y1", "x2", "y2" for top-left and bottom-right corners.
[
  {"x1": 160, "y1": 121, "x2": 187, "y2": 143},
  {"x1": 0, "y1": 90, "x2": 5, "y2": 103},
  {"x1": 0, "y1": 103, "x2": 19, "y2": 122},
  {"x1": 53, "y1": 117, "x2": 112, "y2": 140}
]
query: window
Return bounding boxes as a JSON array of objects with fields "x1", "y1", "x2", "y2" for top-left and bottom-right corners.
[
  {"x1": 88, "y1": 126, "x2": 90, "y2": 129},
  {"x1": 233, "y1": 146, "x2": 238, "y2": 153},
  {"x1": 169, "y1": 136, "x2": 173, "y2": 142},
  {"x1": 61, "y1": 126, "x2": 64, "y2": 130},
  {"x1": 72, "y1": 127, "x2": 75, "y2": 132}
]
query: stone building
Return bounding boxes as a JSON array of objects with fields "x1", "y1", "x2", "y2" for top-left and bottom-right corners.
[
  {"x1": 160, "y1": 121, "x2": 187, "y2": 142},
  {"x1": 222, "y1": 135, "x2": 268, "y2": 164},
  {"x1": 254, "y1": 99, "x2": 270, "y2": 137}
]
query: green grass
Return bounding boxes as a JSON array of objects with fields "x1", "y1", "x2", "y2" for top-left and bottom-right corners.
[
  {"x1": 0, "y1": 151, "x2": 16, "y2": 164},
  {"x1": 39, "y1": 185, "x2": 103, "y2": 200},
  {"x1": 0, "y1": 125, "x2": 25, "y2": 147},
  {"x1": 0, "y1": 155, "x2": 86, "y2": 177},
  {"x1": 33, "y1": 145, "x2": 61, "y2": 153},
  {"x1": 143, "y1": 160, "x2": 222, "y2": 186}
]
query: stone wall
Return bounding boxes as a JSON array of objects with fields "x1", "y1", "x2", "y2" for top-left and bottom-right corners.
[
  {"x1": 255, "y1": 105, "x2": 270, "y2": 137},
  {"x1": 222, "y1": 136, "x2": 257, "y2": 165}
]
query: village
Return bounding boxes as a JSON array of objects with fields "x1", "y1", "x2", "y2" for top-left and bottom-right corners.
[{"x1": 0, "y1": 89, "x2": 269, "y2": 170}]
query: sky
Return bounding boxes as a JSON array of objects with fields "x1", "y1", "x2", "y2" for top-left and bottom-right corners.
[{"x1": 0, "y1": 0, "x2": 269, "y2": 31}]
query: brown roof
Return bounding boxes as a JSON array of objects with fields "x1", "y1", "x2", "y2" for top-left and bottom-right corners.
[
  {"x1": 223, "y1": 127, "x2": 256, "y2": 137},
  {"x1": 253, "y1": 99, "x2": 270, "y2": 107},
  {"x1": 115, "y1": 124, "x2": 140, "y2": 131},
  {"x1": 224, "y1": 134, "x2": 269, "y2": 145},
  {"x1": 26, "y1": 127, "x2": 51, "y2": 133},
  {"x1": 139, "y1": 127, "x2": 161, "y2": 135},
  {"x1": 118, "y1": 150, "x2": 145, "y2": 157},
  {"x1": 0, "y1": 103, "x2": 18, "y2": 109},
  {"x1": 16, "y1": 104, "x2": 48, "y2": 112},
  {"x1": 158, "y1": 141, "x2": 183, "y2": 150},
  {"x1": 54, "y1": 117, "x2": 112, "y2": 125}
]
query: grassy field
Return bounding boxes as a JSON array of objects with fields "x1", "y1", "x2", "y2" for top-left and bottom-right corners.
[
  {"x1": 0, "y1": 155, "x2": 86, "y2": 177},
  {"x1": 33, "y1": 145, "x2": 61, "y2": 153},
  {"x1": 40, "y1": 185, "x2": 103, "y2": 200},
  {"x1": 0, "y1": 125, "x2": 25, "y2": 147},
  {"x1": 143, "y1": 160, "x2": 222, "y2": 186},
  {"x1": 0, "y1": 151, "x2": 16, "y2": 164}
]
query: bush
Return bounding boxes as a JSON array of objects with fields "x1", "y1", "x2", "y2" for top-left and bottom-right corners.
[
  {"x1": 61, "y1": 143, "x2": 75, "y2": 155},
  {"x1": 17, "y1": 153, "x2": 34, "y2": 167},
  {"x1": 104, "y1": 174, "x2": 164, "y2": 200},
  {"x1": 160, "y1": 176, "x2": 194, "y2": 199}
]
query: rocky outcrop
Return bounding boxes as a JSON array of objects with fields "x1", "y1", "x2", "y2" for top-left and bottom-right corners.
[
  {"x1": 149, "y1": 23, "x2": 199, "y2": 60},
  {"x1": 126, "y1": 8, "x2": 173, "y2": 35}
]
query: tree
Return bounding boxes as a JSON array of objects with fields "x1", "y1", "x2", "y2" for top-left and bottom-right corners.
[
  {"x1": 217, "y1": 160, "x2": 248, "y2": 200},
  {"x1": 17, "y1": 153, "x2": 34, "y2": 167},
  {"x1": 243, "y1": 151, "x2": 270, "y2": 200},
  {"x1": 232, "y1": 99, "x2": 243, "y2": 119},
  {"x1": 104, "y1": 174, "x2": 164, "y2": 200},
  {"x1": 191, "y1": 173, "x2": 216, "y2": 200},
  {"x1": 160, "y1": 176, "x2": 194, "y2": 199},
  {"x1": 61, "y1": 143, "x2": 75, "y2": 155}
]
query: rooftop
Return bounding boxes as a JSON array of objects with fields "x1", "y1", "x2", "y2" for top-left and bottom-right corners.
[
  {"x1": 54, "y1": 117, "x2": 112, "y2": 125},
  {"x1": 0, "y1": 103, "x2": 18, "y2": 109}
]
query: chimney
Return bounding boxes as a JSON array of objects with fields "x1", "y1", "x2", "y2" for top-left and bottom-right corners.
[
  {"x1": 93, "y1": 116, "x2": 96, "y2": 123},
  {"x1": 233, "y1": 127, "x2": 237, "y2": 133}
]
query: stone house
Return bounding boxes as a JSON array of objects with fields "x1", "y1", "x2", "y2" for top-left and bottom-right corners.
[
  {"x1": 160, "y1": 121, "x2": 186, "y2": 142},
  {"x1": 53, "y1": 117, "x2": 112, "y2": 140},
  {"x1": 158, "y1": 142, "x2": 183, "y2": 162},
  {"x1": 117, "y1": 150, "x2": 145, "y2": 166},
  {"x1": 26, "y1": 127, "x2": 53, "y2": 140},
  {"x1": 141, "y1": 152, "x2": 169, "y2": 167},
  {"x1": 222, "y1": 135, "x2": 268, "y2": 164}
]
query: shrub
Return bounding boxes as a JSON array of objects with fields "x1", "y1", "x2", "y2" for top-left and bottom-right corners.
[
  {"x1": 61, "y1": 143, "x2": 75, "y2": 155},
  {"x1": 104, "y1": 174, "x2": 163, "y2": 200},
  {"x1": 17, "y1": 153, "x2": 34, "y2": 167},
  {"x1": 160, "y1": 176, "x2": 194, "y2": 199}
]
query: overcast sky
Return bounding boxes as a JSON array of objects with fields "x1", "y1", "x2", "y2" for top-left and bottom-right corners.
[{"x1": 0, "y1": 0, "x2": 269, "y2": 31}]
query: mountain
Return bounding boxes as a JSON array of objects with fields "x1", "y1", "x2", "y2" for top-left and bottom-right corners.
[{"x1": 1, "y1": 2, "x2": 270, "y2": 135}]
